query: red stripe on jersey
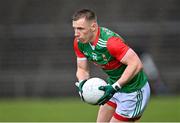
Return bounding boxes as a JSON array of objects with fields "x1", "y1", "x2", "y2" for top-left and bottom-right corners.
[
  {"x1": 73, "y1": 38, "x2": 85, "y2": 58},
  {"x1": 107, "y1": 37, "x2": 129, "y2": 61},
  {"x1": 95, "y1": 60, "x2": 122, "y2": 70},
  {"x1": 113, "y1": 113, "x2": 141, "y2": 122}
]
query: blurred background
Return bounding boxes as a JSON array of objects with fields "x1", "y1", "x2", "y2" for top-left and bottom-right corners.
[{"x1": 0, "y1": 0, "x2": 179, "y2": 122}]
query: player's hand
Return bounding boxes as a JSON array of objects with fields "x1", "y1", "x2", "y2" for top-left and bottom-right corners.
[
  {"x1": 97, "y1": 82, "x2": 121, "y2": 105},
  {"x1": 75, "y1": 80, "x2": 87, "y2": 101}
]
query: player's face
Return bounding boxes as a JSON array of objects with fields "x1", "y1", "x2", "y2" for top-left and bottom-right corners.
[{"x1": 72, "y1": 18, "x2": 94, "y2": 43}]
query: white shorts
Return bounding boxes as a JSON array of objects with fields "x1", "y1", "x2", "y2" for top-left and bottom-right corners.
[{"x1": 107, "y1": 82, "x2": 150, "y2": 121}]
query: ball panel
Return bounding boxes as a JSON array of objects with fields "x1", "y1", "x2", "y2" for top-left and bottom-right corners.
[{"x1": 82, "y1": 78, "x2": 107, "y2": 104}]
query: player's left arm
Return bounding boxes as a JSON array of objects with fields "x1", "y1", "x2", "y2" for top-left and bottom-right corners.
[
  {"x1": 107, "y1": 36, "x2": 143, "y2": 87},
  {"x1": 117, "y1": 48, "x2": 143, "y2": 86},
  {"x1": 97, "y1": 37, "x2": 143, "y2": 105}
]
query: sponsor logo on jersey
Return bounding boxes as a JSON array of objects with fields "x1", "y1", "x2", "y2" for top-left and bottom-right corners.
[{"x1": 92, "y1": 52, "x2": 98, "y2": 61}]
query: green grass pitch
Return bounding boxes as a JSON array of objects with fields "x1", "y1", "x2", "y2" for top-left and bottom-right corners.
[{"x1": 0, "y1": 96, "x2": 179, "y2": 122}]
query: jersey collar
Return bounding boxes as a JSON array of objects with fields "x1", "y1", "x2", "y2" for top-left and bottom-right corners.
[{"x1": 92, "y1": 27, "x2": 100, "y2": 46}]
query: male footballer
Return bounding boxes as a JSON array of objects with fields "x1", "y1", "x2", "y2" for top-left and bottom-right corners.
[{"x1": 72, "y1": 9, "x2": 150, "y2": 122}]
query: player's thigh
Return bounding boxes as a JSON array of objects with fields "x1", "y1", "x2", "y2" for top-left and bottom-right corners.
[
  {"x1": 96, "y1": 103, "x2": 115, "y2": 122},
  {"x1": 114, "y1": 82, "x2": 150, "y2": 120}
]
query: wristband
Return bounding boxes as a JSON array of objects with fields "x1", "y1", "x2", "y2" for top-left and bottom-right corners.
[
  {"x1": 75, "y1": 80, "x2": 84, "y2": 87},
  {"x1": 79, "y1": 80, "x2": 85, "y2": 83},
  {"x1": 112, "y1": 82, "x2": 121, "y2": 91}
]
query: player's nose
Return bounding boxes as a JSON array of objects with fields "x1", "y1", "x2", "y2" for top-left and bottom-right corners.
[{"x1": 74, "y1": 31, "x2": 80, "y2": 37}]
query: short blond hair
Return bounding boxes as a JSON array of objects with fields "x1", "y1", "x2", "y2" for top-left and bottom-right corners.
[{"x1": 72, "y1": 9, "x2": 97, "y2": 21}]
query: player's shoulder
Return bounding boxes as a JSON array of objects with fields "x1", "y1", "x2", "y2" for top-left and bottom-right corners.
[
  {"x1": 100, "y1": 27, "x2": 114, "y2": 36},
  {"x1": 100, "y1": 27, "x2": 121, "y2": 40},
  {"x1": 74, "y1": 38, "x2": 82, "y2": 45},
  {"x1": 74, "y1": 38, "x2": 81, "y2": 48},
  {"x1": 73, "y1": 37, "x2": 77, "y2": 44},
  {"x1": 106, "y1": 37, "x2": 126, "y2": 50},
  {"x1": 73, "y1": 37, "x2": 78, "y2": 43}
]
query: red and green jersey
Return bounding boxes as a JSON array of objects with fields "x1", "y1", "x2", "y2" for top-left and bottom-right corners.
[{"x1": 74, "y1": 27, "x2": 147, "y2": 93}]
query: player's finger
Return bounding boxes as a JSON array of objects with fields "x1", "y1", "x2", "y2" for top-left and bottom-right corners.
[{"x1": 98, "y1": 86, "x2": 105, "y2": 90}]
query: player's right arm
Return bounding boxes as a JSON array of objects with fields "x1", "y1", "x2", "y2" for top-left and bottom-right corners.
[
  {"x1": 74, "y1": 39, "x2": 90, "y2": 100},
  {"x1": 74, "y1": 39, "x2": 90, "y2": 81},
  {"x1": 76, "y1": 60, "x2": 90, "y2": 81}
]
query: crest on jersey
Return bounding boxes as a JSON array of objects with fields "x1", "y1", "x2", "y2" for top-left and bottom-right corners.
[{"x1": 102, "y1": 54, "x2": 108, "y2": 61}]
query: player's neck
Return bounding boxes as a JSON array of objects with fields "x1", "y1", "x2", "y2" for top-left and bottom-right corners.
[{"x1": 89, "y1": 27, "x2": 99, "y2": 45}]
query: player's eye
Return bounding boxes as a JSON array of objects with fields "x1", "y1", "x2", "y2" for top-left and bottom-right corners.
[{"x1": 77, "y1": 27, "x2": 84, "y2": 30}]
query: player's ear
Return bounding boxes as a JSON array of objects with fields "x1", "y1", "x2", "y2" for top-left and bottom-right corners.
[{"x1": 90, "y1": 22, "x2": 97, "y2": 32}]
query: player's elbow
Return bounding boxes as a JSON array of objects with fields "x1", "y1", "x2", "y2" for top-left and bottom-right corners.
[
  {"x1": 76, "y1": 69, "x2": 90, "y2": 80},
  {"x1": 136, "y1": 61, "x2": 143, "y2": 73}
]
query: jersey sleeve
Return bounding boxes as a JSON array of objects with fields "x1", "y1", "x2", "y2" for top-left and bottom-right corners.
[
  {"x1": 73, "y1": 38, "x2": 86, "y2": 60},
  {"x1": 107, "y1": 37, "x2": 129, "y2": 61}
]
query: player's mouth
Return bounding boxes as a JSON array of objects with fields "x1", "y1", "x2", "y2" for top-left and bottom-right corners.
[{"x1": 78, "y1": 38, "x2": 87, "y2": 43}]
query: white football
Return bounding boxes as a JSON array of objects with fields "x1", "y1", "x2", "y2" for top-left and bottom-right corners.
[{"x1": 82, "y1": 77, "x2": 107, "y2": 105}]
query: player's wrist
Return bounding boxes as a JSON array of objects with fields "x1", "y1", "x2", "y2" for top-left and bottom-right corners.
[{"x1": 112, "y1": 82, "x2": 121, "y2": 91}]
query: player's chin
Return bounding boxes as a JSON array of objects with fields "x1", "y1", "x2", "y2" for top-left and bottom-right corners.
[{"x1": 79, "y1": 39, "x2": 88, "y2": 44}]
